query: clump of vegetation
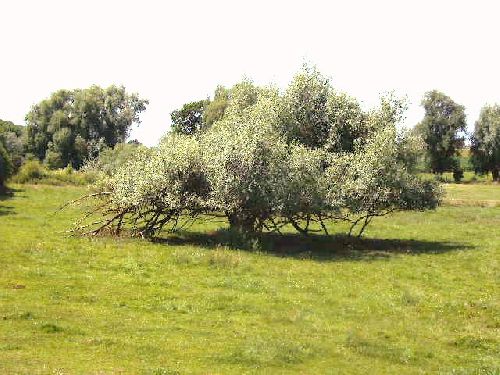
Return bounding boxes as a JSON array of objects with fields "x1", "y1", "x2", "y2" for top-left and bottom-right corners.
[
  {"x1": 12, "y1": 160, "x2": 46, "y2": 183},
  {"x1": 73, "y1": 68, "x2": 441, "y2": 238},
  {"x1": 11, "y1": 160, "x2": 95, "y2": 186}
]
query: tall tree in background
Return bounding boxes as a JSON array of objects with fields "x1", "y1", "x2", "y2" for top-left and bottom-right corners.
[
  {"x1": 26, "y1": 85, "x2": 148, "y2": 169},
  {"x1": 170, "y1": 100, "x2": 208, "y2": 135},
  {"x1": 170, "y1": 82, "x2": 255, "y2": 135},
  {"x1": 471, "y1": 104, "x2": 500, "y2": 181},
  {"x1": 417, "y1": 90, "x2": 467, "y2": 174}
]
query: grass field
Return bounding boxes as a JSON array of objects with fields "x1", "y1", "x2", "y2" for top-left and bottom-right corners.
[
  {"x1": 0, "y1": 184, "x2": 499, "y2": 374},
  {"x1": 443, "y1": 184, "x2": 500, "y2": 206}
]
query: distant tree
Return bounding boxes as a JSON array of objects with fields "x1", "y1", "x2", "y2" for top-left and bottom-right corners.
[
  {"x1": 470, "y1": 104, "x2": 500, "y2": 181},
  {"x1": 26, "y1": 85, "x2": 148, "y2": 169},
  {"x1": 170, "y1": 100, "x2": 208, "y2": 135},
  {"x1": 171, "y1": 81, "x2": 258, "y2": 135},
  {"x1": 417, "y1": 90, "x2": 467, "y2": 174},
  {"x1": 0, "y1": 119, "x2": 24, "y2": 136}
]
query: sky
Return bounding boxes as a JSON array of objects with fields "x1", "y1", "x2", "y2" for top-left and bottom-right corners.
[{"x1": 1, "y1": 0, "x2": 499, "y2": 146}]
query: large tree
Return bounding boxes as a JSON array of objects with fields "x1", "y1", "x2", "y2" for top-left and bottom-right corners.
[
  {"x1": 73, "y1": 69, "x2": 440, "y2": 238},
  {"x1": 417, "y1": 90, "x2": 467, "y2": 174},
  {"x1": 26, "y1": 85, "x2": 148, "y2": 169},
  {"x1": 470, "y1": 104, "x2": 500, "y2": 181}
]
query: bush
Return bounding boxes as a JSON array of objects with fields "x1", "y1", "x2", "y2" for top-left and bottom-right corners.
[
  {"x1": 41, "y1": 167, "x2": 97, "y2": 186},
  {"x1": 12, "y1": 160, "x2": 46, "y2": 183},
  {"x1": 12, "y1": 160, "x2": 96, "y2": 185}
]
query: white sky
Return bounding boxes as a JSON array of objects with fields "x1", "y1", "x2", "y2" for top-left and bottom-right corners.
[{"x1": 1, "y1": 0, "x2": 499, "y2": 146}]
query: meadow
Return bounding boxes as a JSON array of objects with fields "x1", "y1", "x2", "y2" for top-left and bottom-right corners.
[{"x1": 0, "y1": 183, "x2": 499, "y2": 374}]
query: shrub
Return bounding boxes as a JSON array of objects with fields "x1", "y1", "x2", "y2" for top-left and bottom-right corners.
[
  {"x1": 12, "y1": 160, "x2": 47, "y2": 183},
  {"x1": 12, "y1": 160, "x2": 96, "y2": 185}
]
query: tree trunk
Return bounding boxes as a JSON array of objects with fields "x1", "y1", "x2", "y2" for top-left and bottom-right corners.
[
  {"x1": 492, "y1": 169, "x2": 499, "y2": 182},
  {"x1": 227, "y1": 212, "x2": 257, "y2": 233}
]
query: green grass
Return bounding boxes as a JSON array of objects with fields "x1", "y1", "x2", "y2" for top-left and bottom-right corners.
[
  {"x1": 444, "y1": 184, "x2": 500, "y2": 207},
  {"x1": 0, "y1": 185, "x2": 499, "y2": 374}
]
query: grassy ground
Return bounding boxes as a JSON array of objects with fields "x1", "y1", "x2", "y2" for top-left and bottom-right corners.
[
  {"x1": 0, "y1": 184, "x2": 499, "y2": 374},
  {"x1": 443, "y1": 184, "x2": 500, "y2": 207}
]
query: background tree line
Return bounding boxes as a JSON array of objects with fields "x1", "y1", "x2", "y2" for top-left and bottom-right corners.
[{"x1": 0, "y1": 86, "x2": 147, "y2": 189}]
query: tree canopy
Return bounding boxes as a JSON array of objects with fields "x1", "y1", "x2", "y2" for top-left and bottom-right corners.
[
  {"x1": 471, "y1": 104, "x2": 500, "y2": 181},
  {"x1": 26, "y1": 85, "x2": 148, "y2": 169},
  {"x1": 417, "y1": 90, "x2": 467, "y2": 174},
  {"x1": 74, "y1": 68, "x2": 441, "y2": 238}
]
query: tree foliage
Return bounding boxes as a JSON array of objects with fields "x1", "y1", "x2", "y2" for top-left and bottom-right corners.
[
  {"x1": 203, "y1": 86, "x2": 229, "y2": 128},
  {"x1": 0, "y1": 119, "x2": 26, "y2": 172},
  {"x1": 279, "y1": 67, "x2": 331, "y2": 148},
  {"x1": 26, "y1": 85, "x2": 148, "y2": 169},
  {"x1": 417, "y1": 90, "x2": 467, "y2": 174},
  {"x1": 74, "y1": 68, "x2": 441, "y2": 238},
  {"x1": 470, "y1": 104, "x2": 500, "y2": 181},
  {"x1": 84, "y1": 142, "x2": 146, "y2": 176},
  {"x1": 0, "y1": 141, "x2": 13, "y2": 189}
]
